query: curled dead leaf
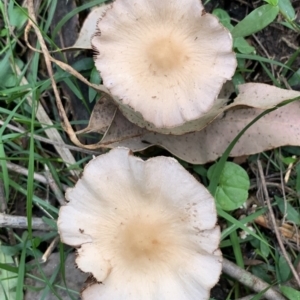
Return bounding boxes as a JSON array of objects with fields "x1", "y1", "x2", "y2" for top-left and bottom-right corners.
[
  {"x1": 105, "y1": 84, "x2": 300, "y2": 163},
  {"x1": 74, "y1": 83, "x2": 300, "y2": 164},
  {"x1": 76, "y1": 95, "x2": 117, "y2": 135},
  {"x1": 139, "y1": 101, "x2": 300, "y2": 163}
]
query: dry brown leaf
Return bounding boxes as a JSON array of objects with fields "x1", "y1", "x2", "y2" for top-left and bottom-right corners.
[
  {"x1": 255, "y1": 215, "x2": 300, "y2": 247},
  {"x1": 101, "y1": 110, "x2": 146, "y2": 144},
  {"x1": 232, "y1": 83, "x2": 300, "y2": 108},
  {"x1": 75, "y1": 83, "x2": 300, "y2": 164},
  {"x1": 76, "y1": 95, "x2": 117, "y2": 135},
  {"x1": 110, "y1": 101, "x2": 300, "y2": 164},
  {"x1": 139, "y1": 101, "x2": 300, "y2": 163}
]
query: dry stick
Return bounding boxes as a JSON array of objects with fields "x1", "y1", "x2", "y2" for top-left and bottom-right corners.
[
  {"x1": 7, "y1": 161, "x2": 48, "y2": 185},
  {"x1": 4, "y1": 161, "x2": 70, "y2": 215},
  {"x1": 44, "y1": 165, "x2": 66, "y2": 206},
  {"x1": 24, "y1": 21, "x2": 110, "y2": 94},
  {"x1": 5, "y1": 161, "x2": 68, "y2": 207},
  {"x1": 284, "y1": 155, "x2": 296, "y2": 184},
  {"x1": 281, "y1": 37, "x2": 299, "y2": 51},
  {"x1": 13, "y1": 62, "x2": 80, "y2": 178},
  {"x1": 0, "y1": 181, "x2": 19, "y2": 264},
  {"x1": 0, "y1": 212, "x2": 53, "y2": 231},
  {"x1": 257, "y1": 160, "x2": 300, "y2": 288},
  {"x1": 5, "y1": 161, "x2": 69, "y2": 192},
  {"x1": 252, "y1": 34, "x2": 275, "y2": 77},
  {"x1": 50, "y1": 56, "x2": 110, "y2": 94},
  {"x1": 25, "y1": 5, "x2": 110, "y2": 151},
  {"x1": 222, "y1": 258, "x2": 286, "y2": 300},
  {"x1": 0, "y1": 180, "x2": 6, "y2": 213},
  {"x1": 41, "y1": 236, "x2": 60, "y2": 263},
  {"x1": 250, "y1": 181, "x2": 297, "y2": 196},
  {"x1": 0, "y1": 120, "x2": 100, "y2": 155}
]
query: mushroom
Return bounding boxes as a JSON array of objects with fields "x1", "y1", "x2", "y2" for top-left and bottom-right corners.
[
  {"x1": 58, "y1": 148, "x2": 221, "y2": 299},
  {"x1": 92, "y1": 0, "x2": 236, "y2": 134}
]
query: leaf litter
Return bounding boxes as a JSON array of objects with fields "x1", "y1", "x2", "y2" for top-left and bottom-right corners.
[{"x1": 78, "y1": 83, "x2": 300, "y2": 164}]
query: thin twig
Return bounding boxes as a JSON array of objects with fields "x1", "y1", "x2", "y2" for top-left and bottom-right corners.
[
  {"x1": 18, "y1": 1, "x2": 81, "y2": 176},
  {"x1": 278, "y1": 151, "x2": 288, "y2": 224},
  {"x1": 284, "y1": 155, "x2": 296, "y2": 184},
  {"x1": 0, "y1": 120, "x2": 100, "y2": 155},
  {"x1": 41, "y1": 236, "x2": 60, "y2": 263},
  {"x1": 24, "y1": 20, "x2": 109, "y2": 94},
  {"x1": 250, "y1": 181, "x2": 297, "y2": 196},
  {"x1": 13, "y1": 63, "x2": 80, "y2": 177},
  {"x1": 281, "y1": 37, "x2": 299, "y2": 50},
  {"x1": 252, "y1": 34, "x2": 275, "y2": 77},
  {"x1": 222, "y1": 258, "x2": 286, "y2": 300},
  {"x1": 0, "y1": 213, "x2": 54, "y2": 231},
  {"x1": 26, "y1": 1, "x2": 110, "y2": 152},
  {"x1": 257, "y1": 160, "x2": 300, "y2": 288},
  {"x1": 0, "y1": 181, "x2": 19, "y2": 264},
  {"x1": 5, "y1": 161, "x2": 68, "y2": 191},
  {"x1": 44, "y1": 165, "x2": 66, "y2": 206},
  {"x1": 0, "y1": 180, "x2": 6, "y2": 213}
]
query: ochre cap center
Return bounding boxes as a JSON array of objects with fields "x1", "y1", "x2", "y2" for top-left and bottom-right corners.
[{"x1": 147, "y1": 38, "x2": 185, "y2": 72}]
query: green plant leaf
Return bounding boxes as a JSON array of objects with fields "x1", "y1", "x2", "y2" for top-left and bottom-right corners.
[
  {"x1": 250, "y1": 286, "x2": 271, "y2": 300},
  {"x1": 212, "y1": 8, "x2": 233, "y2": 29},
  {"x1": 278, "y1": 0, "x2": 296, "y2": 21},
  {"x1": 277, "y1": 255, "x2": 292, "y2": 282},
  {"x1": 275, "y1": 196, "x2": 300, "y2": 225},
  {"x1": 213, "y1": 8, "x2": 255, "y2": 54},
  {"x1": 193, "y1": 165, "x2": 207, "y2": 177},
  {"x1": 280, "y1": 286, "x2": 300, "y2": 299},
  {"x1": 208, "y1": 162, "x2": 250, "y2": 211},
  {"x1": 234, "y1": 37, "x2": 255, "y2": 54},
  {"x1": 264, "y1": 0, "x2": 278, "y2": 5},
  {"x1": 260, "y1": 238, "x2": 270, "y2": 258},
  {"x1": 251, "y1": 264, "x2": 272, "y2": 284},
  {"x1": 8, "y1": 7, "x2": 28, "y2": 29},
  {"x1": 231, "y1": 4, "x2": 279, "y2": 38},
  {"x1": 89, "y1": 67, "x2": 102, "y2": 103},
  {"x1": 0, "y1": 241, "x2": 17, "y2": 300},
  {"x1": 288, "y1": 68, "x2": 300, "y2": 87}
]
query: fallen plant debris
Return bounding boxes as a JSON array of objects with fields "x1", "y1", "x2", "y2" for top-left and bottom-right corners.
[
  {"x1": 2, "y1": 0, "x2": 300, "y2": 299},
  {"x1": 254, "y1": 215, "x2": 300, "y2": 248},
  {"x1": 80, "y1": 84, "x2": 300, "y2": 164}
]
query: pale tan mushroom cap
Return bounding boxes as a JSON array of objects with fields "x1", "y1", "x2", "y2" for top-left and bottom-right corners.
[
  {"x1": 58, "y1": 148, "x2": 221, "y2": 300},
  {"x1": 92, "y1": 0, "x2": 236, "y2": 129}
]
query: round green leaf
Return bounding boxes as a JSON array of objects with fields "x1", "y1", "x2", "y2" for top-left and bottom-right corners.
[{"x1": 208, "y1": 162, "x2": 250, "y2": 211}]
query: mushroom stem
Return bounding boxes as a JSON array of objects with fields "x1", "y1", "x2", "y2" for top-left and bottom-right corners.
[{"x1": 222, "y1": 258, "x2": 285, "y2": 300}]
